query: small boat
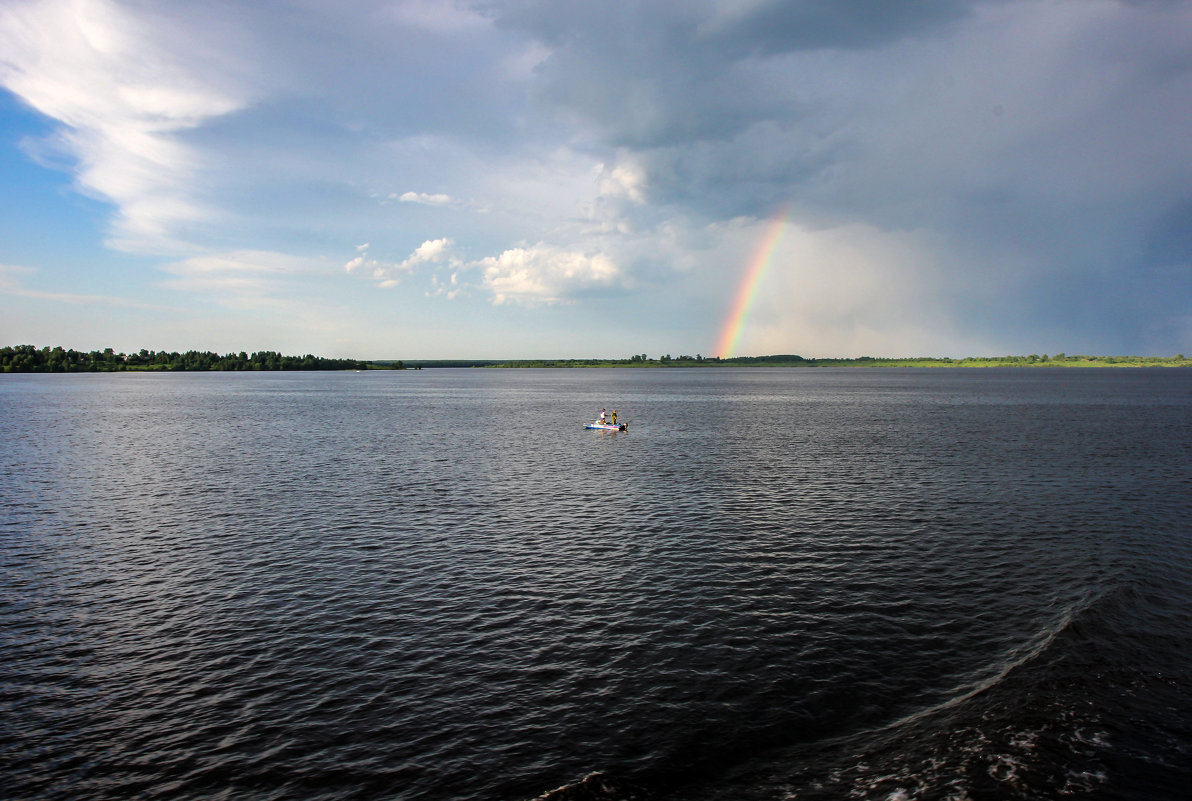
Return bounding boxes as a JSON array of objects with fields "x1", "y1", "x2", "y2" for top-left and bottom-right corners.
[{"x1": 585, "y1": 421, "x2": 627, "y2": 431}]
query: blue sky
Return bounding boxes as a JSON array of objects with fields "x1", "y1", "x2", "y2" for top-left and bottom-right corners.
[{"x1": 2, "y1": 0, "x2": 1190, "y2": 359}]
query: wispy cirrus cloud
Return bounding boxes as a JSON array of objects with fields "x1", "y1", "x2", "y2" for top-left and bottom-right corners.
[
  {"x1": 0, "y1": 0, "x2": 252, "y2": 253},
  {"x1": 0, "y1": 263, "x2": 166, "y2": 309},
  {"x1": 159, "y1": 250, "x2": 318, "y2": 308}
]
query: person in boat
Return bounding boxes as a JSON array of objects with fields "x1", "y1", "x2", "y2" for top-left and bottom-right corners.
[
  {"x1": 599, "y1": 409, "x2": 607, "y2": 424},
  {"x1": 610, "y1": 410, "x2": 617, "y2": 425}
]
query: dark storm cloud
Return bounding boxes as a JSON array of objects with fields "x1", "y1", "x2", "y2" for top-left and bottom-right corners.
[
  {"x1": 700, "y1": 0, "x2": 980, "y2": 54},
  {"x1": 475, "y1": 0, "x2": 1192, "y2": 352},
  {"x1": 479, "y1": 0, "x2": 984, "y2": 150}
]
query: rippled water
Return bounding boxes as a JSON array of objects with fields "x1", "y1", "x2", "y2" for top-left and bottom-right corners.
[{"x1": 2, "y1": 368, "x2": 1190, "y2": 800}]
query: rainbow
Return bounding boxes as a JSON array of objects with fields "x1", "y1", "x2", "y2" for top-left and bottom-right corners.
[{"x1": 714, "y1": 208, "x2": 791, "y2": 358}]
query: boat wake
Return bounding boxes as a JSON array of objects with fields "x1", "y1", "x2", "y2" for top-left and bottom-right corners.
[{"x1": 530, "y1": 771, "x2": 654, "y2": 800}]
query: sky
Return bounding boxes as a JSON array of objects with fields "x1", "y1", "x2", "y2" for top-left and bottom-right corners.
[{"x1": 1, "y1": 0, "x2": 1190, "y2": 360}]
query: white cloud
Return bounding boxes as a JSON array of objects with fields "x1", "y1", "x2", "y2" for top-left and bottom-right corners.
[
  {"x1": 345, "y1": 238, "x2": 457, "y2": 288},
  {"x1": 160, "y1": 250, "x2": 316, "y2": 307},
  {"x1": 429, "y1": 270, "x2": 462, "y2": 300},
  {"x1": 476, "y1": 244, "x2": 623, "y2": 305},
  {"x1": 598, "y1": 163, "x2": 646, "y2": 205},
  {"x1": 164, "y1": 250, "x2": 305, "y2": 275},
  {"x1": 398, "y1": 191, "x2": 453, "y2": 206},
  {"x1": 0, "y1": 263, "x2": 36, "y2": 284},
  {"x1": 403, "y1": 237, "x2": 452, "y2": 266},
  {"x1": 0, "y1": 263, "x2": 164, "y2": 309},
  {"x1": 0, "y1": 0, "x2": 250, "y2": 252}
]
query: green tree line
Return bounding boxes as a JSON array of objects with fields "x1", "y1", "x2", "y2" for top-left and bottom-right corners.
[
  {"x1": 487, "y1": 353, "x2": 1191, "y2": 368},
  {"x1": 0, "y1": 345, "x2": 377, "y2": 372}
]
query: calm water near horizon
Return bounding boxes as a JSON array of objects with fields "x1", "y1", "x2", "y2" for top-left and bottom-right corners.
[{"x1": 2, "y1": 367, "x2": 1190, "y2": 800}]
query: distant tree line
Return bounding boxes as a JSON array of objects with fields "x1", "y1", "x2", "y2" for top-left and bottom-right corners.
[
  {"x1": 0, "y1": 345, "x2": 376, "y2": 372},
  {"x1": 486, "y1": 352, "x2": 1191, "y2": 368}
]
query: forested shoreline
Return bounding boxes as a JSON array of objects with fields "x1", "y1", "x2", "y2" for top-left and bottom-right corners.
[{"x1": 0, "y1": 345, "x2": 377, "y2": 372}]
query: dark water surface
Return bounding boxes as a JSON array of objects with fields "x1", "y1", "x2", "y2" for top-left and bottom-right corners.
[{"x1": 2, "y1": 368, "x2": 1190, "y2": 800}]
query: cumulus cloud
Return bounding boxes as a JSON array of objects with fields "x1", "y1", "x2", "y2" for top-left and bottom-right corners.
[
  {"x1": 397, "y1": 191, "x2": 454, "y2": 206},
  {"x1": 429, "y1": 270, "x2": 462, "y2": 300},
  {"x1": 404, "y1": 238, "x2": 452, "y2": 266},
  {"x1": 597, "y1": 155, "x2": 647, "y2": 204},
  {"x1": 476, "y1": 244, "x2": 623, "y2": 305},
  {"x1": 346, "y1": 239, "x2": 457, "y2": 288}
]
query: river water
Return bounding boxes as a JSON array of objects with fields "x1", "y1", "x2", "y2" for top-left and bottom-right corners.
[{"x1": 1, "y1": 368, "x2": 1190, "y2": 800}]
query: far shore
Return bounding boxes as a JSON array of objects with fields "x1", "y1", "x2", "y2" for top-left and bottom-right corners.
[
  {"x1": 396, "y1": 354, "x2": 1191, "y2": 369},
  {"x1": 4, "y1": 346, "x2": 1189, "y2": 373}
]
